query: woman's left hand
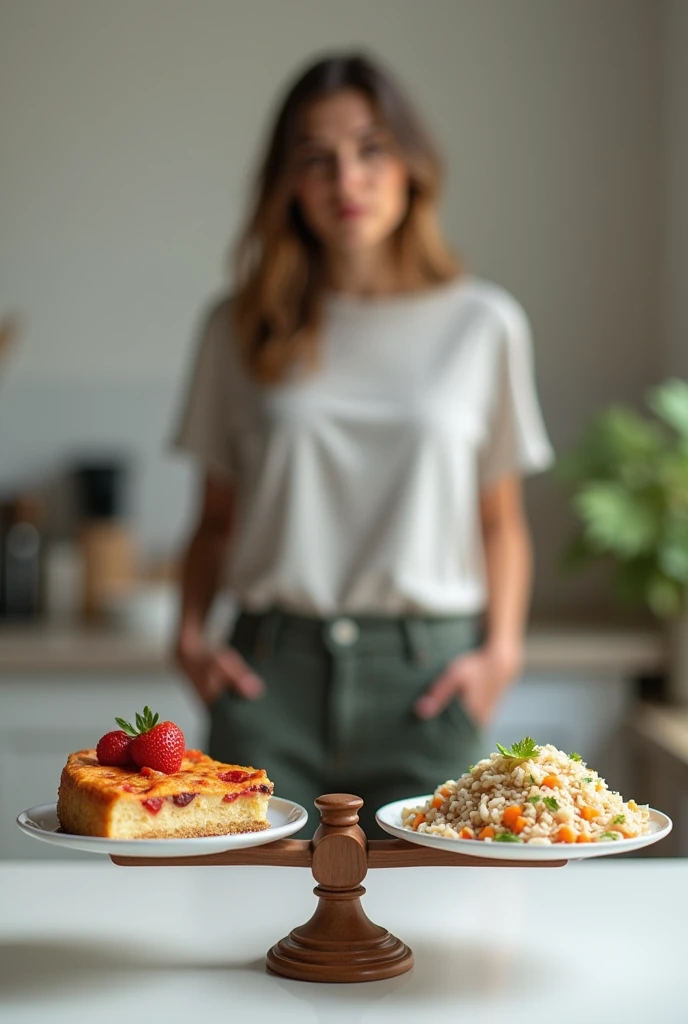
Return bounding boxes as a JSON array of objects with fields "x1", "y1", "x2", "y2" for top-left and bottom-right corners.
[{"x1": 413, "y1": 643, "x2": 522, "y2": 727}]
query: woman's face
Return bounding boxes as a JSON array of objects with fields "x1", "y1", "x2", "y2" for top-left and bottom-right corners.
[{"x1": 292, "y1": 89, "x2": 410, "y2": 257}]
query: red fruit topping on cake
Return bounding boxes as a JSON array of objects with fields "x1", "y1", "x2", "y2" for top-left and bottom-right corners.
[
  {"x1": 222, "y1": 784, "x2": 271, "y2": 802},
  {"x1": 172, "y1": 793, "x2": 196, "y2": 807},
  {"x1": 96, "y1": 730, "x2": 134, "y2": 767},
  {"x1": 218, "y1": 769, "x2": 259, "y2": 784},
  {"x1": 115, "y1": 706, "x2": 185, "y2": 775},
  {"x1": 141, "y1": 797, "x2": 165, "y2": 815}
]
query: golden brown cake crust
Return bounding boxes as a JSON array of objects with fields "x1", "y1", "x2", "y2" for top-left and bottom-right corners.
[{"x1": 56, "y1": 749, "x2": 274, "y2": 839}]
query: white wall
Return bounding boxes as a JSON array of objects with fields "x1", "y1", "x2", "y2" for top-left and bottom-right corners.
[
  {"x1": 662, "y1": 0, "x2": 688, "y2": 379},
  {"x1": 0, "y1": 0, "x2": 667, "y2": 613}
]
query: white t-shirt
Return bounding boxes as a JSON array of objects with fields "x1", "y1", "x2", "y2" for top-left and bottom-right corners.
[{"x1": 172, "y1": 276, "x2": 554, "y2": 617}]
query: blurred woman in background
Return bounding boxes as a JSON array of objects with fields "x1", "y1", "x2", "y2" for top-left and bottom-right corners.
[{"x1": 172, "y1": 52, "x2": 553, "y2": 836}]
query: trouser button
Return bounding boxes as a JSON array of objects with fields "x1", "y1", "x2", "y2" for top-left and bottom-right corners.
[{"x1": 330, "y1": 617, "x2": 360, "y2": 646}]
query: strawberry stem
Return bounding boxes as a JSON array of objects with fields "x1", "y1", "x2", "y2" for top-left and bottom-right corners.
[{"x1": 114, "y1": 706, "x2": 159, "y2": 737}]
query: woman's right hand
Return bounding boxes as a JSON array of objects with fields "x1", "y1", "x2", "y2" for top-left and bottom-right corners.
[{"x1": 176, "y1": 642, "x2": 265, "y2": 707}]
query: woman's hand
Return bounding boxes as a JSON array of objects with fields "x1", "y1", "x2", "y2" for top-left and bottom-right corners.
[
  {"x1": 176, "y1": 641, "x2": 265, "y2": 707},
  {"x1": 413, "y1": 643, "x2": 522, "y2": 727}
]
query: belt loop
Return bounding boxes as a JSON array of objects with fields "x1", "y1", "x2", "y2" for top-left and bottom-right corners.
[
  {"x1": 400, "y1": 617, "x2": 429, "y2": 666},
  {"x1": 254, "y1": 608, "x2": 283, "y2": 660}
]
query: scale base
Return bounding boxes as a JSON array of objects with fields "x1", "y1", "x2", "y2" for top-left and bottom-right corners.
[
  {"x1": 266, "y1": 884, "x2": 413, "y2": 983},
  {"x1": 110, "y1": 792, "x2": 566, "y2": 984}
]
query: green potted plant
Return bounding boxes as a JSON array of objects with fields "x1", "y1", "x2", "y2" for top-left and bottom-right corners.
[{"x1": 557, "y1": 378, "x2": 688, "y2": 700}]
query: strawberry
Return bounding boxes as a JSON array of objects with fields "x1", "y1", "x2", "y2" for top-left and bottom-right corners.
[
  {"x1": 116, "y1": 706, "x2": 185, "y2": 775},
  {"x1": 96, "y1": 730, "x2": 134, "y2": 767}
]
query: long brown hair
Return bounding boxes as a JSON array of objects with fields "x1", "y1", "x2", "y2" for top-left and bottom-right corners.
[{"x1": 233, "y1": 52, "x2": 459, "y2": 384}]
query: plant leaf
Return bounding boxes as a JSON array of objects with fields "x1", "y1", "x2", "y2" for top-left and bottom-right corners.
[
  {"x1": 659, "y1": 543, "x2": 688, "y2": 584},
  {"x1": 556, "y1": 407, "x2": 666, "y2": 486},
  {"x1": 575, "y1": 482, "x2": 658, "y2": 558},
  {"x1": 647, "y1": 379, "x2": 688, "y2": 440}
]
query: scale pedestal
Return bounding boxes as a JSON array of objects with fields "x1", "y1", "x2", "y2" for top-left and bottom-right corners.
[{"x1": 111, "y1": 793, "x2": 566, "y2": 983}]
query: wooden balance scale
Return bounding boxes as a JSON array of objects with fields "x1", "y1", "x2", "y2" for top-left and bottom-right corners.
[{"x1": 111, "y1": 792, "x2": 567, "y2": 984}]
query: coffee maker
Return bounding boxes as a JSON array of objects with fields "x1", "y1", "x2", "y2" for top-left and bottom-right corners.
[{"x1": 72, "y1": 458, "x2": 137, "y2": 621}]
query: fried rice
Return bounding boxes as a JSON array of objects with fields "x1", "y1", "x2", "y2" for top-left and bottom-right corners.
[{"x1": 401, "y1": 739, "x2": 651, "y2": 845}]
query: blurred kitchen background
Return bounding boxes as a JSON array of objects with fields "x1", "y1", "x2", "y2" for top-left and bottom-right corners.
[{"x1": 1, "y1": 0, "x2": 687, "y2": 857}]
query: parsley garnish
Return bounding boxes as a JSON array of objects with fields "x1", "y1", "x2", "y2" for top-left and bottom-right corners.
[
  {"x1": 569, "y1": 752, "x2": 582, "y2": 762},
  {"x1": 529, "y1": 774, "x2": 536, "y2": 784},
  {"x1": 582, "y1": 777, "x2": 593, "y2": 783},
  {"x1": 612, "y1": 814, "x2": 625, "y2": 824},
  {"x1": 496, "y1": 737, "x2": 539, "y2": 765},
  {"x1": 468, "y1": 765, "x2": 475, "y2": 772},
  {"x1": 542, "y1": 796, "x2": 559, "y2": 812},
  {"x1": 526, "y1": 795, "x2": 540, "y2": 804},
  {"x1": 494, "y1": 832, "x2": 523, "y2": 843},
  {"x1": 599, "y1": 832, "x2": 619, "y2": 841}
]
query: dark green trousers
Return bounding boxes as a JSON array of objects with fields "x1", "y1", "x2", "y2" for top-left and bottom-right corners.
[{"x1": 209, "y1": 608, "x2": 483, "y2": 838}]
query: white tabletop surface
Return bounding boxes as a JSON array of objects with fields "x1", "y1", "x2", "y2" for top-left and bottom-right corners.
[{"x1": 0, "y1": 858, "x2": 684, "y2": 1023}]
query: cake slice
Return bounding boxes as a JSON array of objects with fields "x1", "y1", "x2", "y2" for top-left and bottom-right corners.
[{"x1": 57, "y1": 748, "x2": 274, "y2": 839}]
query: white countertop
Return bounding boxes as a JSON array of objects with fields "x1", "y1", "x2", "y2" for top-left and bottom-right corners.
[
  {"x1": 0, "y1": 619, "x2": 667, "y2": 675},
  {"x1": 0, "y1": 858, "x2": 684, "y2": 1023}
]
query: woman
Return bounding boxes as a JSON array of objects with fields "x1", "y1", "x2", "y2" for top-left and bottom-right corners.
[{"x1": 172, "y1": 52, "x2": 553, "y2": 837}]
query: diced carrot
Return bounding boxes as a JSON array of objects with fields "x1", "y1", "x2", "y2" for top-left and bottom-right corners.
[
  {"x1": 556, "y1": 825, "x2": 577, "y2": 843},
  {"x1": 502, "y1": 804, "x2": 525, "y2": 828},
  {"x1": 478, "y1": 826, "x2": 495, "y2": 840},
  {"x1": 576, "y1": 832, "x2": 592, "y2": 843},
  {"x1": 431, "y1": 796, "x2": 443, "y2": 809},
  {"x1": 411, "y1": 812, "x2": 426, "y2": 829},
  {"x1": 513, "y1": 815, "x2": 528, "y2": 834},
  {"x1": 459, "y1": 826, "x2": 475, "y2": 840},
  {"x1": 542, "y1": 775, "x2": 562, "y2": 789},
  {"x1": 580, "y1": 805, "x2": 599, "y2": 821},
  {"x1": 440, "y1": 786, "x2": 452, "y2": 797}
]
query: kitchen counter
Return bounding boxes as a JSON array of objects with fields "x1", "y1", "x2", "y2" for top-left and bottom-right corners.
[
  {"x1": 0, "y1": 621, "x2": 173, "y2": 673},
  {"x1": 0, "y1": 858, "x2": 684, "y2": 1023},
  {"x1": 0, "y1": 618, "x2": 667, "y2": 674}
]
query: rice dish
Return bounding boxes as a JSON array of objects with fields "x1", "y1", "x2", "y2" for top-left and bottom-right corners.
[{"x1": 401, "y1": 738, "x2": 650, "y2": 845}]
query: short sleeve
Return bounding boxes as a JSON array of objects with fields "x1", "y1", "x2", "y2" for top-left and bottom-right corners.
[
  {"x1": 170, "y1": 299, "x2": 239, "y2": 481},
  {"x1": 478, "y1": 299, "x2": 554, "y2": 488}
]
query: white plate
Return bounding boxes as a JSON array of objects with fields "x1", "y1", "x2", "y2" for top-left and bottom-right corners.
[
  {"x1": 16, "y1": 796, "x2": 308, "y2": 858},
  {"x1": 376, "y1": 795, "x2": 672, "y2": 861}
]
